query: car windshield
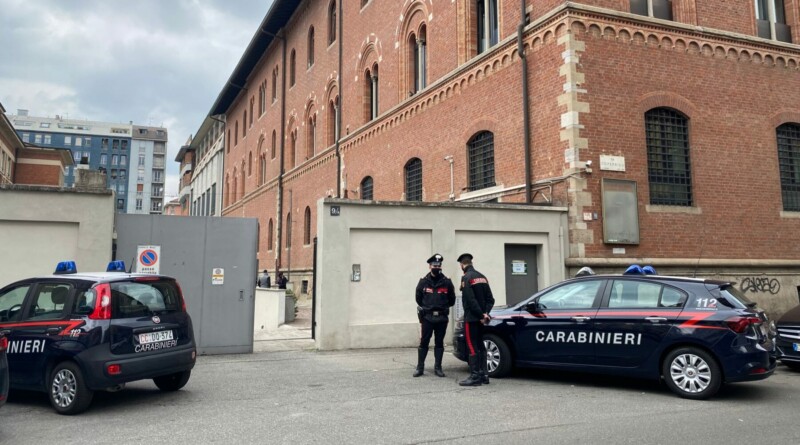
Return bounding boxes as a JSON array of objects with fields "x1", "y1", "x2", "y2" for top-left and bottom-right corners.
[{"x1": 110, "y1": 280, "x2": 181, "y2": 318}]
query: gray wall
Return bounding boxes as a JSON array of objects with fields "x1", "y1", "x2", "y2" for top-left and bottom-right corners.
[
  {"x1": 316, "y1": 199, "x2": 568, "y2": 351},
  {"x1": 0, "y1": 185, "x2": 114, "y2": 285},
  {"x1": 116, "y1": 214, "x2": 258, "y2": 355}
]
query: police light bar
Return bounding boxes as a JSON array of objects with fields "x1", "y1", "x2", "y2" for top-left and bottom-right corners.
[
  {"x1": 642, "y1": 265, "x2": 658, "y2": 275},
  {"x1": 623, "y1": 264, "x2": 644, "y2": 275},
  {"x1": 54, "y1": 261, "x2": 78, "y2": 275},
  {"x1": 107, "y1": 261, "x2": 126, "y2": 272}
]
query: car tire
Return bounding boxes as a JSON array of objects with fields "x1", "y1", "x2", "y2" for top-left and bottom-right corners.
[
  {"x1": 662, "y1": 347, "x2": 722, "y2": 400},
  {"x1": 153, "y1": 370, "x2": 191, "y2": 391},
  {"x1": 49, "y1": 361, "x2": 94, "y2": 415},
  {"x1": 483, "y1": 334, "x2": 513, "y2": 378},
  {"x1": 783, "y1": 361, "x2": 800, "y2": 372}
]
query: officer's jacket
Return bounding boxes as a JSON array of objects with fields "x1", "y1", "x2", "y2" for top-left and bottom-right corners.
[
  {"x1": 415, "y1": 273, "x2": 456, "y2": 323},
  {"x1": 460, "y1": 266, "x2": 495, "y2": 322}
]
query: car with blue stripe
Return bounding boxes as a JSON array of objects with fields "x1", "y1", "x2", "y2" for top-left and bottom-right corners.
[
  {"x1": 453, "y1": 266, "x2": 776, "y2": 399},
  {"x1": 0, "y1": 261, "x2": 196, "y2": 414}
]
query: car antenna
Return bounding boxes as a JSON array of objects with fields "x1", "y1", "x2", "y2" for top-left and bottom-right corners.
[{"x1": 127, "y1": 255, "x2": 136, "y2": 273}]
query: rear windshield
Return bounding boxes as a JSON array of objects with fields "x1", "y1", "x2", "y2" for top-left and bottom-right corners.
[
  {"x1": 718, "y1": 285, "x2": 754, "y2": 309},
  {"x1": 110, "y1": 280, "x2": 181, "y2": 318}
]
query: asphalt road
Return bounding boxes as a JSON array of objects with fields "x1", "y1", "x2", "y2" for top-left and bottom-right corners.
[{"x1": 1, "y1": 349, "x2": 799, "y2": 444}]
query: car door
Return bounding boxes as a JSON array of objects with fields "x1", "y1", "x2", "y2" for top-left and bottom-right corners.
[
  {"x1": 512, "y1": 278, "x2": 605, "y2": 366},
  {"x1": 0, "y1": 283, "x2": 34, "y2": 386},
  {"x1": 594, "y1": 279, "x2": 687, "y2": 368},
  {"x1": 5, "y1": 281, "x2": 74, "y2": 387}
]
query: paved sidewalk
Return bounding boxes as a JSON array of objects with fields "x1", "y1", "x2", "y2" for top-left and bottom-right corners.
[{"x1": 252, "y1": 299, "x2": 315, "y2": 352}]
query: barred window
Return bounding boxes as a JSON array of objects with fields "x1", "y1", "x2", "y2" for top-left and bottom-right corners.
[
  {"x1": 645, "y1": 108, "x2": 692, "y2": 206},
  {"x1": 361, "y1": 176, "x2": 373, "y2": 200},
  {"x1": 777, "y1": 123, "x2": 800, "y2": 211},
  {"x1": 467, "y1": 131, "x2": 496, "y2": 191},
  {"x1": 405, "y1": 158, "x2": 422, "y2": 201}
]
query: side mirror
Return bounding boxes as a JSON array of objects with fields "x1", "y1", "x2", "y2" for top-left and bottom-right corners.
[{"x1": 525, "y1": 300, "x2": 542, "y2": 313}]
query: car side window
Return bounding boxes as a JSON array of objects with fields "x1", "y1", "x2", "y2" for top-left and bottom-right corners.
[
  {"x1": 0, "y1": 285, "x2": 30, "y2": 322},
  {"x1": 25, "y1": 283, "x2": 72, "y2": 321},
  {"x1": 659, "y1": 286, "x2": 687, "y2": 308},
  {"x1": 537, "y1": 280, "x2": 602, "y2": 310},
  {"x1": 608, "y1": 280, "x2": 661, "y2": 308},
  {"x1": 72, "y1": 289, "x2": 96, "y2": 316}
]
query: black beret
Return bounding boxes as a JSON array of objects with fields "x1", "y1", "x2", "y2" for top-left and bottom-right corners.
[
  {"x1": 427, "y1": 253, "x2": 443, "y2": 266},
  {"x1": 457, "y1": 253, "x2": 473, "y2": 263}
]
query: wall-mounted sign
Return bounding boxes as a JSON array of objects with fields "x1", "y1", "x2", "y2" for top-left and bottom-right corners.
[
  {"x1": 511, "y1": 260, "x2": 527, "y2": 276},
  {"x1": 136, "y1": 245, "x2": 161, "y2": 275},
  {"x1": 600, "y1": 155, "x2": 626, "y2": 172},
  {"x1": 330, "y1": 206, "x2": 341, "y2": 216},
  {"x1": 212, "y1": 268, "x2": 224, "y2": 285}
]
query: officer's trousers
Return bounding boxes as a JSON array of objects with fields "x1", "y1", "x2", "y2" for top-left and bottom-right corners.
[
  {"x1": 419, "y1": 319, "x2": 447, "y2": 349},
  {"x1": 464, "y1": 321, "x2": 485, "y2": 358}
]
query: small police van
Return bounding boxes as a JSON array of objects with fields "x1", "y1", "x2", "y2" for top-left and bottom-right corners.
[
  {"x1": 0, "y1": 261, "x2": 196, "y2": 414},
  {"x1": 453, "y1": 266, "x2": 776, "y2": 399}
]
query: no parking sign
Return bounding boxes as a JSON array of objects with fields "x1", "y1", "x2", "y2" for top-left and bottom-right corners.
[{"x1": 136, "y1": 245, "x2": 161, "y2": 275}]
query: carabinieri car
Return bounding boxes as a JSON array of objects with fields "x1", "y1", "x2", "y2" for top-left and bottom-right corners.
[
  {"x1": 0, "y1": 261, "x2": 196, "y2": 414},
  {"x1": 453, "y1": 269, "x2": 776, "y2": 400}
]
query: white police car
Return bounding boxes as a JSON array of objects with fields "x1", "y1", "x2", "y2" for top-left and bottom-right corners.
[
  {"x1": 453, "y1": 266, "x2": 776, "y2": 399},
  {"x1": 0, "y1": 261, "x2": 196, "y2": 414}
]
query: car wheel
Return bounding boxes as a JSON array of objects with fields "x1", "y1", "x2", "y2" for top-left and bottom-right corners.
[
  {"x1": 49, "y1": 361, "x2": 94, "y2": 415},
  {"x1": 662, "y1": 347, "x2": 722, "y2": 400},
  {"x1": 483, "y1": 334, "x2": 513, "y2": 378},
  {"x1": 783, "y1": 361, "x2": 800, "y2": 372},
  {"x1": 153, "y1": 370, "x2": 191, "y2": 391}
]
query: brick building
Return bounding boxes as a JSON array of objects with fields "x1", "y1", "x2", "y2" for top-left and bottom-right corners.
[{"x1": 209, "y1": 0, "x2": 800, "y2": 312}]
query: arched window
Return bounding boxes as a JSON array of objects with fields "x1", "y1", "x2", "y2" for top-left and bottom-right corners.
[
  {"x1": 328, "y1": 1, "x2": 337, "y2": 45},
  {"x1": 777, "y1": 123, "x2": 800, "y2": 211},
  {"x1": 227, "y1": 129, "x2": 231, "y2": 153},
  {"x1": 249, "y1": 97, "x2": 254, "y2": 127},
  {"x1": 290, "y1": 49, "x2": 296, "y2": 86},
  {"x1": 286, "y1": 212, "x2": 292, "y2": 248},
  {"x1": 267, "y1": 218, "x2": 274, "y2": 251},
  {"x1": 476, "y1": 0, "x2": 499, "y2": 55},
  {"x1": 645, "y1": 108, "x2": 692, "y2": 206},
  {"x1": 304, "y1": 206, "x2": 311, "y2": 245},
  {"x1": 360, "y1": 176, "x2": 374, "y2": 200},
  {"x1": 240, "y1": 160, "x2": 246, "y2": 197},
  {"x1": 409, "y1": 26, "x2": 427, "y2": 95},
  {"x1": 271, "y1": 130, "x2": 277, "y2": 159},
  {"x1": 272, "y1": 67, "x2": 278, "y2": 101},
  {"x1": 259, "y1": 81, "x2": 266, "y2": 116},
  {"x1": 232, "y1": 169, "x2": 238, "y2": 202},
  {"x1": 405, "y1": 158, "x2": 422, "y2": 201},
  {"x1": 307, "y1": 115, "x2": 316, "y2": 159},
  {"x1": 308, "y1": 27, "x2": 315, "y2": 68},
  {"x1": 328, "y1": 96, "x2": 338, "y2": 147},
  {"x1": 467, "y1": 131, "x2": 495, "y2": 191},
  {"x1": 224, "y1": 174, "x2": 230, "y2": 206},
  {"x1": 248, "y1": 151, "x2": 253, "y2": 176},
  {"x1": 290, "y1": 130, "x2": 297, "y2": 167},
  {"x1": 242, "y1": 110, "x2": 247, "y2": 137},
  {"x1": 365, "y1": 64, "x2": 379, "y2": 121},
  {"x1": 234, "y1": 122, "x2": 238, "y2": 146},
  {"x1": 260, "y1": 155, "x2": 266, "y2": 185}
]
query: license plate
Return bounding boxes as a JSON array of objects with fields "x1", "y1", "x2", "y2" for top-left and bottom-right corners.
[
  {"x1": 139, "y1": 330, "x2": 173, "y2": 345},
  {"x1": 794, "y1": 343, "x2": 800, "y2": 352}
]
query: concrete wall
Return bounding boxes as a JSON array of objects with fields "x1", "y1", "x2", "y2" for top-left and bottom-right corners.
[
  {"x1": 254, "y1": 287, "x2": 286, "y2": 331},
  {"x1": 0, "y1": 185, "x2": 114, "y2": 285},
  {"x1": 316, "y1": 199, "x2": 568, "y2": 350}
]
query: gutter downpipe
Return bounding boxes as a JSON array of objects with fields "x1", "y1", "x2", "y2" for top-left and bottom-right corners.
[
  {"x1": 335, "y1": 0, "x2": 343, "y2": 197},
  {"x1": 277, "y1": 30, "x2": 288, "y2": 272},
  {"x1": 519, "y1": 0, "x2": 532, "y2": 203}
]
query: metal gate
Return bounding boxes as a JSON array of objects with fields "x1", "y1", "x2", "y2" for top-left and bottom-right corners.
[{"x1": 116, "y1": 214, "x2": 258, "y2": 355}]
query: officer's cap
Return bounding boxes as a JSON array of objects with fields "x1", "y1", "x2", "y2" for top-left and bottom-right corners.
[
  {"x1": 457, "y1": 253, "x2": 473, "y2": 263},
  {"x1": 427, "y1": 253, "x2": 444, "y2": 267}
]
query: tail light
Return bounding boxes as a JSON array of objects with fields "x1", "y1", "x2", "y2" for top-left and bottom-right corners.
[
  {"x1": 89, "y1": 283, "x2": 112, "y2": 320},
  {"x1": 0, "y1": 336, "x2": 7, "y2": 352},
  {"x1": 726, "y1": 316, "x2": 761, "y2": 334},
  {"x1": 174, "y1": 280, "x2": 187, "y2": 312}
]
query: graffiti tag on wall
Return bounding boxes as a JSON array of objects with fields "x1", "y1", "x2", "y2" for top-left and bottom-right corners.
[{"x1": 739, "y1": 277, "x2": 781, "y2": 295}]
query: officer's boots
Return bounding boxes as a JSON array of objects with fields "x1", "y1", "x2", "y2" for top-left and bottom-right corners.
[
  {"x1": 433, "y1": 347, "x2": 445, "y2": 377},
  {"x1": 479, "y1": 349, "x2": 490, "y2": 384},
  {"x1": 413, "y1": 347, "x2": 428, "y2": 377},
  {"x1": 458, "y1": 355, "x2": 483, "y2": 386}
]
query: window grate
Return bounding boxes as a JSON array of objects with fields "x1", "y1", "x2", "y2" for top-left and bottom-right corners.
[
  {"x1": 405, "y1": 158, "x2": 422, "y2": 201},
  {"x1": 361, "y1": 176, "x2": 373, "y2": 200},
  {"x1": 778, "y1": 123, "x2": 800, "y2": 211},
  {"x1": 468, "y1": 131, "x2": 496, "y2": 191},
  {"x1": 645, "y1": 108, "x2": 692, "y2": 206}
]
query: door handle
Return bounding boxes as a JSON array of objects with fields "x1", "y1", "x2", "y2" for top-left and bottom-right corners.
[
  {"x1": 645, "y1": 316, "x2": 668, "y2": 323},
  {"x1": 46, "y1": 327, "x2": 62, "y2": 335},
  {"x1": 571, "y1": 316, "x2": 591, "y2": 323},
  {"x1": 0, "y1": 329, "x2": 10, "y2": 336}
]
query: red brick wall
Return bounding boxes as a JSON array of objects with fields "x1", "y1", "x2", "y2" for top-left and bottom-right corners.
[{"x1": 14, "y1": 163, "x2": 62, "y2": 186}]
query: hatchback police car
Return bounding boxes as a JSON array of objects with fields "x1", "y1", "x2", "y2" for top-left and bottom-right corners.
[
  {"x1": 775, "y1": 303, "x2": 800, "y2": 371},
  {"x1": 453, "y1": 267, "x2": 776, "y2": 399},
  {"x1": 0, "y1": 261, "x2": 196, "y2": 414},
  {"x1": 0, "y1": 331, "x2": 8, "y2": 409}
]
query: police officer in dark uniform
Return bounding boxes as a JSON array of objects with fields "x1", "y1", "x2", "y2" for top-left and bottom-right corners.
[
  {"x1": 457, "y1": 253, "x2": 495, "y2": 386},
  {"x1": 414, "y1": 253, "x2": 456, "y2": 377}
]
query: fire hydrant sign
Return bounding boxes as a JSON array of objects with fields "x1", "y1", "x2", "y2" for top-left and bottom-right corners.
[{"x1": 136, "y1": 245, "x2": 161, "y2": 275}]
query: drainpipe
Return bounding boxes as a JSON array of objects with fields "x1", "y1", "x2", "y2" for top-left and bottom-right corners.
[
  {"x1": 335, "y1": 0, "x2": 343, "y2": 197},
  {"x1": 277, "y1": 30, "x2": 288, "y2": 271},
  {"x1": 519, "y1": 0, "x2": 532, "y2": 203}
]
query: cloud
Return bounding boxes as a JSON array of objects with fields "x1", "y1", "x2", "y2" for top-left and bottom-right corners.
[{"x1": 0, "y1": 0, "x2": 272, "y2": 197}]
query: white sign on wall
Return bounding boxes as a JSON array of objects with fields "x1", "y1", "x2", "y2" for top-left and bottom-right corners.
[
  {"x1": 600, "y1": 155, "x2": 626, "y2": 172},
  {"x1": 136, "y1": 245, "x2": 161, "y2": 275},
  {"x1": 212, "y1": 268, "x2": 225, "y2": 285}
]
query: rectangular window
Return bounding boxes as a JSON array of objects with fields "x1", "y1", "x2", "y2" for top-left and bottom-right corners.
[
  {"x1": 755, "y1": 0, "x2": 792, "y2": 42},
  {"x1": 65, "y1": 136, "x2": 72, "y2": 145},
  {"x1": 778, "y1": 123, "x2": 800, "y2": 211},
  {"x1": 120, "y1": 155, "x2": 127, "y2": 166},
  {"x1": 102, "y1": 138, "x2": 109, "y2": 149},
  {"x1": 122, "y1": 140, "x2": 128, "y2": 150},
  {"x1": 630, "y1": 0, "x2": 674, "y2": 20},
  {"x1": 34, "y1": 134, "x2": 42, "y2": 144},
  {"x1": 112, "y1": 140, "x2": 119, "y2": 150},
  {"x1": 44, "y1": 134, "x2": 52, "y2": 144},
  {"x1": 75, "y1": 137, "x2": 83, "y2": 147},
  {"x1": 85, "y1": 137, "x2": 91, "y2": 146},
  {"x1": 112, "y1": 154, "x2": 118, "y2": 166},
  {"x1": 211, "y1": 183, "x2": 217, "y2": 215},
  {"x1": 73, "y1": 151, "x2": 82, "y2": 163},
  {"x1": 100, "y1": 154, "x2": 108, "y2": 165},
  {"x1": 40, "y1": 122, "x2": 50, "y2": 128},
  {"x1": 120, "y1": 169, "x2": 126, "y2": 180},
  {"x1": 136, "y1": 199, "x2": 143, "y2": 210},
  {"x1": 139, "y1": 153, "x2": 145, "y2": 166},
  {"x1": 602, "y1": 179, "x2": 640, "y2": 245},
  {"x1": 22, "y1": 133, "x2": 30, "y2": 143},
  {"x1": 117, "y1": 199, "x2": 124, "y2": 210},
  {"x1": 83, "y1": 152, "x2": 91, "y2": 162}
]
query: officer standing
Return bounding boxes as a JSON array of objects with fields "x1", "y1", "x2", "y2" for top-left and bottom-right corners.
[
  {"x1": 413, "y1": 253, "x2": 456, "y2": 377},
  {"x1": 457, "y1": 253, "x2": 495, "y2": 386}
]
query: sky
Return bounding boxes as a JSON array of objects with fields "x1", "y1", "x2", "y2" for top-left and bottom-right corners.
[{"x1": 0, "y1": 0, "x2": 272, "y2": 198}]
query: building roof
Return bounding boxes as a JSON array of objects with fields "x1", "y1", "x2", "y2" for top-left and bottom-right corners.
[
  {"x1": 175, "y1": 143, "x2": 194, "y2": 163},
  {"x1": 208, "y1": 0, "x2": 300, "y2": 116},
  {"x1": 7, "y1": 113, "x2": 136, "y2": 138},
  {"x1": 18, "y1": 144, "x2": 75, "y2": 167}
]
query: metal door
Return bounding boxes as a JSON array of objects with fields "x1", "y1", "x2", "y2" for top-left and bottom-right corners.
[{"x1": 504, "y1": 244, "x2": 538, "y2": 307}]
